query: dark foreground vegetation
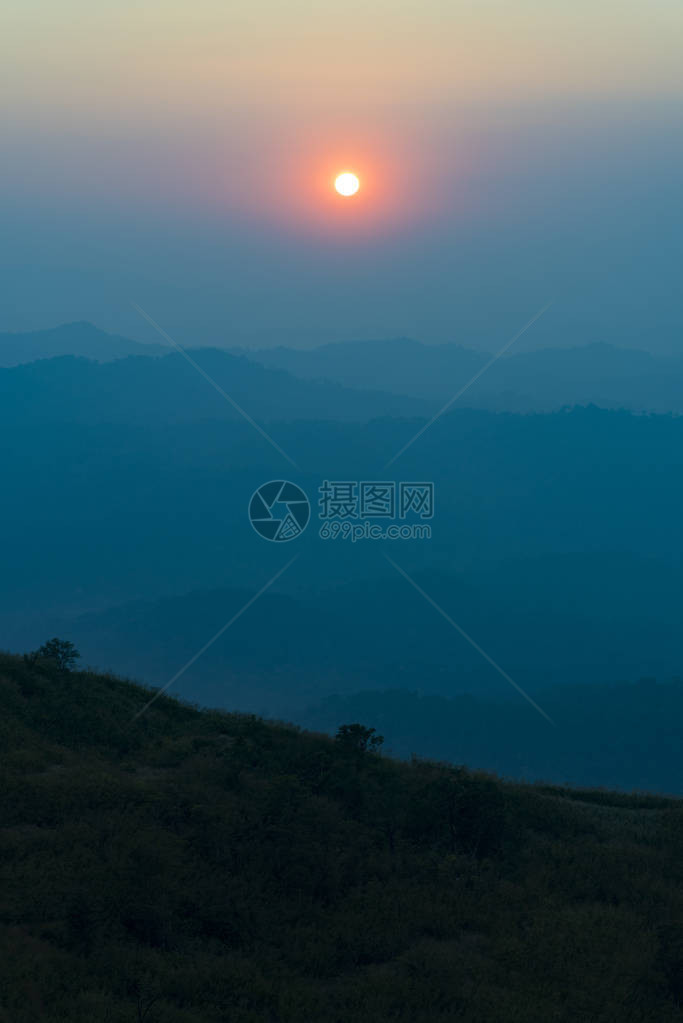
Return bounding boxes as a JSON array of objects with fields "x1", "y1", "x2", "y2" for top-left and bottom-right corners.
[{"x1": 1, "y1": 651, "x2": 683, "y2": 1022}]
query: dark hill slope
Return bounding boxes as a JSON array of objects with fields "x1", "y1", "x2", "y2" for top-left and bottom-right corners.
[{"x1": 1, "y1": 653, "x2": 683, "y2": 1022}]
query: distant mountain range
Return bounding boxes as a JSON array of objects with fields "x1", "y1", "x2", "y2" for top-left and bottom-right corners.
[
  {"x1": 4, "y1": 323, "x2": 683, "y2": 791},
  {"x1": 9, "y1": 574, "x2": 683, "y2": 792},
  {"x1": 5, "y1": 320, "x2": 683, "y2": 414},
  {"x1": 239, "y1": 337, "x2": 683, "y2": 412},
  {"x1": 298, "y1": 677, "x2": 683, "y2": 794},
  {"x1": 0, "y1": 322, "x2": 166, "y2": 366},
  {"x1": 0, "y1": 349, "x2": 430, "y2": 426},
  {"x1": 9, "y1": 540, "x2": 683, "y2": 714},
  {"x1": 233, "y1": 337, "x2": 486, "y2": 400},
  {"x1": 4, "y1": 400, "x2": 683, "y2": 624}
]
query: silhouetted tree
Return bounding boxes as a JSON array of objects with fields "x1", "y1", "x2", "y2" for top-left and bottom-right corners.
[
  {"x1": 335, "y1": 723, "x2": 384, "y2": 754},
  {"x1": 33, "y1": 638, "x2": 80, "y2": 672}
]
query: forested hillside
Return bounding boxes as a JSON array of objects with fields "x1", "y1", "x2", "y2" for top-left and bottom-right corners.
[{"x1": 1, "y1": 651, "x2": 683, "y2": 1022}]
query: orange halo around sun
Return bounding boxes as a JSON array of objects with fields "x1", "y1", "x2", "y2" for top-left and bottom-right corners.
[
  {"x1": 334, "y1": 172, "x2": 360, "y2": 197},
  {"x1": 240, "y1": 132, "x2": 434, "y2": 238}
]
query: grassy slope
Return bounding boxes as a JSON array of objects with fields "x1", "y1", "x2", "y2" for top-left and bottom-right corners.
[{"x1": 1, "y1": 653, "x2": 682, "y2": 1022}]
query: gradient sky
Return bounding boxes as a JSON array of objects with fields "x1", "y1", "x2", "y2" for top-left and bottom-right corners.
[{"x1": 3, "y1": 0, "x2": 683, "y2": 350}]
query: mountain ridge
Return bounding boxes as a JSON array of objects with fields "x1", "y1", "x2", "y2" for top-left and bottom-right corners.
[
  {"x1": 0, "y1": 321, "x2": 166, "y2": 365},
  {"x1": 0, "y1": 348, "x2": 431, "y2": 425},
  {"x1": 7, "y1": 321, "x2": 683, "y2": 414}
]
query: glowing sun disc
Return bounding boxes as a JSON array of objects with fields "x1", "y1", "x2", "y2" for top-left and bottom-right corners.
[{"x1": 334, "y1": 172, "x2": 360, "y2": 197}]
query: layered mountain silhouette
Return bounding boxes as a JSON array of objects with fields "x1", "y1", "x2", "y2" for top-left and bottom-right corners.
[
  {"x1": 239, "y1": 337, "x2": 683, "y2": 412},
  {"x1": 6, "y1": 322, "x2": 683, "y2": 414},
  {"x1": 6, "y1": 579, "x2": 683, "y2": 792},
  {"x1": 5, "y1": 324, "x2": 683, "y2": 793},
  {"x1": 299, "y1": 677, "x2": 683, "y2": 794},
  {"x1": 0, "y1": 349, "x2": 430, "y2": 426},
  {"x1": 0, "y1": 321, "x2": 165, "y2": 366},
  {"x1": 232, "y1": 337, "x2": 486, "y2": 400}
]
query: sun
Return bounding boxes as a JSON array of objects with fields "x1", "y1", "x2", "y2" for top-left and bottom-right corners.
[{"x1": 334, "y1": 172, "x2": 360, "y2": 197}]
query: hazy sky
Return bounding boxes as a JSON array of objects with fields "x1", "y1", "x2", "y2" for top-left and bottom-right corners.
[{"x1": 3, "y1": 0, "x2": 683, "y2": 350}]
